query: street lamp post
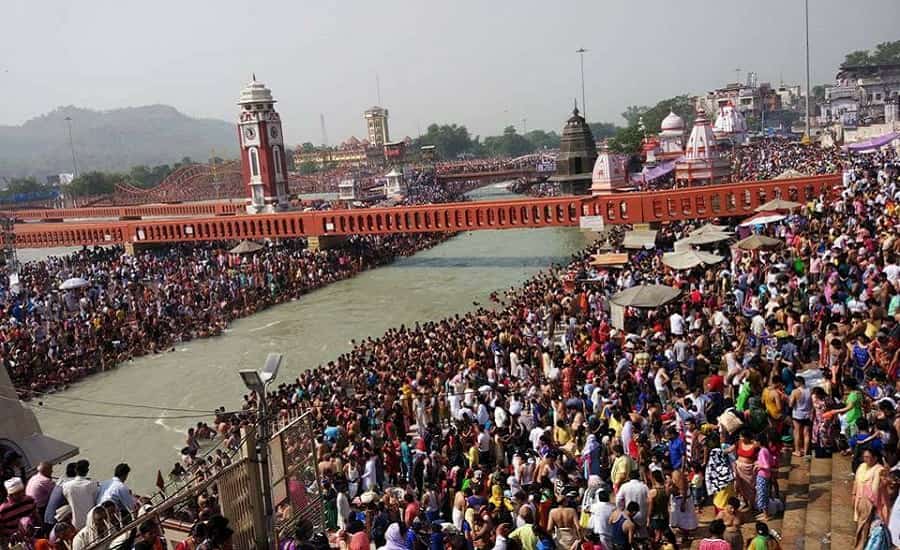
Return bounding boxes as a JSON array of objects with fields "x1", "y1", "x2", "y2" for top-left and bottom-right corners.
[
  {"x1": 576, "y1": 48, "x2": 588, "y2": 120},
  {"x1": 239, "y1": 353, "x2": 283, "y2": 550},
  {"x1": 804, "y1": 0, "x2": 811, "y2": 140},
  {"x1": 64, "y1": 116, "x2": 79, "y2": 178}
]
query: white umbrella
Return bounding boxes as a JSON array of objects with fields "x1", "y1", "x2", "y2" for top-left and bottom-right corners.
[
  {"x1": 755, "y1": 198, "x2": 802, "y2": 212},
  {"x1": 610, "y1": 284, "x2": 681, "y2": 308},
  {"x1": 689, "y1": 223, "x2": 730, "y2": 236},
  {"x1": 229, "y1": 240, "x2": 264, "y2": 254},
  {"x1": 662, "y1": 250, "x2": 724, "y2": 270},
  {"x1": 680, "y1": 231, "x2": 733, "y2": 246},
  {"x1": 739, "y1": 211, "x2": 786, "y2": 227},
  {"x1": 59, "y1": 277, "x2": 90, "y2": 290}
]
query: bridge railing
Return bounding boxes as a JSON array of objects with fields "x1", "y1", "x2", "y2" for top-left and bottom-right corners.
[{"x1": 10, "y1": 175, "x2": 842, "y2": 249}]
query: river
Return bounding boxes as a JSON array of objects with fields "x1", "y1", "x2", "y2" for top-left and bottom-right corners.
[{"x1": 33, "y1": 186, "x2": 589, "y2": 491}]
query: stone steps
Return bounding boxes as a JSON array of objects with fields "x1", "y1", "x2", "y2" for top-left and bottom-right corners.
[
  {"x1": 802, "y1": 457, "x2": 833, "y2": 549},
  {"x1": 830, "y1": 452, "x2": 854, "y2": 550},
  {"x1": 779, "y1": 454, "x2": 810, "y2": 550}
]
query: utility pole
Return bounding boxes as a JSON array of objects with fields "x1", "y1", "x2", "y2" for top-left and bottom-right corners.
[
  {"x1": 64, "y1": 116, "x2": 79, "y2": 177},
  {"x1": 804, "y1": 0, "x2": 811, "y2": 141},
  {"x1": 576, "y1": 48, "x2": 588, "y2": 120}
]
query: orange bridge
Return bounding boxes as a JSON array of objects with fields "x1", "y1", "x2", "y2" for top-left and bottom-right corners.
[{"x1": 12, "y1": 175, "x2": 838, "y2": 249}]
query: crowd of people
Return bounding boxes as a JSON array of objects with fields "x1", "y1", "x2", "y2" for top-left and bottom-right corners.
[
  {"x1": 237, "y1": 145, "x2": 898, "y2": 550},
  {"x1": 2, "y1": 139, "x2": 900, "y2": 550},
  {"x1": 731, "y1": 139, "x2": 846, "y2": 182}
]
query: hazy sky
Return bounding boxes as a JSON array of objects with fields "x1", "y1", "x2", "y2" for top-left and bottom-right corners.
[{"x1": 3, "y1": 0, "x2": 899, "y2": 145}]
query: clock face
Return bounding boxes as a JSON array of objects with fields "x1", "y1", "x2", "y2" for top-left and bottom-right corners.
[
  {"x1": 243, "y1": 127, "x2": 256, "y2": 140},
  {"x1": 269, "y1": 126, "x2": 279, "y2": 139}
]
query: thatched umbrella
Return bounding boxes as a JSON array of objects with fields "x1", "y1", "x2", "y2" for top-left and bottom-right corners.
[
  {"x1": 735, "y1": 234, "x2": 782, "y2": 251},
  {"x1": 610, "y1": 284, "x2": 681, "y2": 308},
  {"x1": 662, "y1": 250, "x2": 724, "y2": 270},
  {"x1": 229, "y1": 240, "x2": 264, "y2": 254}
]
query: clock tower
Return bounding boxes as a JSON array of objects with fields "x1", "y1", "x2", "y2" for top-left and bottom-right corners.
[{"x1": 237, "y1": 74, "x2": 289, "y2": 213}]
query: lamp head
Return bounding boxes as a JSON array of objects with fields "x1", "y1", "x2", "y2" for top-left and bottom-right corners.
[
  {"x1": 259, "y1": 353, "x2": 283, "y2": 385},
  {"x1": 239, "y1": 370, "x2": 263, "y2": 394}
]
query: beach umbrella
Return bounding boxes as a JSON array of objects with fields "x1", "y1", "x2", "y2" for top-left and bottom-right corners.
[
  {"x1": 662, "y1": 250, "x2": 724, "y2": 270},
  {"x1": 735, "y1": 234, "x2": 782, "y2": 251},
  {"x1": 610, "y1": 284, "x2": 681, "y2": 308},
  {"x1": 229, "y1": 240, "x2": 264, "y2": 254},
  {"x1": 738, "y1": 211, "x2": 786, "y2": 227},
  {"x1": 689, "y1": 223, "x2": 730, "y2": 236},
  {"x1": 755, "y1": 198, "x2": 803, "y2": 212},
  {"x1": 59, "y1": 277, "x2": 90, "y2": 290}
]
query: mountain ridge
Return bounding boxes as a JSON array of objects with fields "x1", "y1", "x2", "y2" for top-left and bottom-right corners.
[{"x1": 0, "y1": 105, "x2": 239, "y2": 181}]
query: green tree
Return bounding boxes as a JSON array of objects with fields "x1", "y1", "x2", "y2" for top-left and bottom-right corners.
[
  {"x1": 300, "y1": 142, "x2": 317, "y2": 152},
  {"x1": 523, "y1": 129, "x2": 560, "y2": 150},
  {"x1": 871, "y1": 40, "x2": 900, "y2": 64},
  {"x1": 607, "y1": 125, "x2": 644, "y2": 155},
  {"x1": 812, "y1": 85, "x2": 827, "y2": 102},
  {"x1": 621, "y1": 105, "x2": 649, "y2": 127},
  {"x1": 68, "y1": 171, "x2": 121, "y2": 196},
  {"x1": 413, "y1": 123, "x2": 478, "y2": 159},
  {"x1": 842, "y1": 40, "x2": 900, "y2": 66},
  {"x1": 299, "y1": 161, "x2": 319, "y2": 175},
  {"x1": 5, "y1": 177, "x2": 44, "y2": 195},
  {"x1": 483, "y1": 126, "x2": 536, "y2": 157},
  {"x1": 588, "y1": 122, "x2": 619, "y2": 140},
  {"x1": 843, "y1": 50, "x2": 871, "y2": 66}
]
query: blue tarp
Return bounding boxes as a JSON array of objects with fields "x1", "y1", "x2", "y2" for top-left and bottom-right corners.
[{"x1": 0, "y1": 190, "x2": 60, "y2": 205}]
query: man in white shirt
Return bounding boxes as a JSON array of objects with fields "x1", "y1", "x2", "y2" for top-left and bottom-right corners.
[
  {"x1": 669, "y1": 312, "x2": 685, "y2": 336},
  {"x1": 62, "y1": 460, "x2": 99, "y2": 530},
  {"x1": 615, "y1": 470, "x2": 649, "y2": 531}
]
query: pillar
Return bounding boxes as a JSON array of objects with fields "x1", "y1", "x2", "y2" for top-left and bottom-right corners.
[{"x1": 307, "y1": 235, "x2": 348, "y2": 251}]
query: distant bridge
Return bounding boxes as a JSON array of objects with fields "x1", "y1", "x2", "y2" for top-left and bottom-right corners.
[{"x1": 11, "y1": 175, "x2": 838, "y2": 249}]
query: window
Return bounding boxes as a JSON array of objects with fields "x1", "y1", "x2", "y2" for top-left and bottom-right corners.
[
  {"x1": 273, "y1": 146, "x2": 283, "y2": 177},
  {"x1": 249, "y1": 147, "x2": 260, "y2": 177}
]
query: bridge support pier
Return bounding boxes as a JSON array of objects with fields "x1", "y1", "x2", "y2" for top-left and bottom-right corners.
[{"x1": 307, "y1": 235, "x2": 347, "y2": 252}]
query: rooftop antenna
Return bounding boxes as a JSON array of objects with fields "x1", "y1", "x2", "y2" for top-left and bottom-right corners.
[
  {"x1": 320, "y1": 113, "x2": 329, "y2": 147},
  {"x1": 376, "y1": 74, "x2": 382, "y2": 106}
]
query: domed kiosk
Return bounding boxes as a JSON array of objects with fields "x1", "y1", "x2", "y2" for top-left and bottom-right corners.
[
  {"x1": 549, "y1": 104, "x2": 597, "y2": 195},
  {"x1": 658, "y1": 111, "x2": 686, "y2": 160}
]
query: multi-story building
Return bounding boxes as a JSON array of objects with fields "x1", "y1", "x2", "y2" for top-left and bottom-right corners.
[
  {"x1": 702, "y1": 80, "x2": 782, "y2": 125},
  {"x1": 820, "y1": 63, "x2": 900, "y2": 126},
  {"x1": 364, "y1": 106, "x2": 390, "y2": 147}
]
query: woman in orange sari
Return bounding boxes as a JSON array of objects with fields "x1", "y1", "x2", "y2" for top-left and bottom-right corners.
[{"x1": 852, "y1": 448, "x2": 891, "y2": 550}]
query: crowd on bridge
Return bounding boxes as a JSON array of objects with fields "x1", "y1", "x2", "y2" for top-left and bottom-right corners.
[
  {"x1": 3, "y1": 139, "x2": 900, "y2": 550},
  {"x1": 202, "y1": 144, "x2": 900, "y2": 550}
]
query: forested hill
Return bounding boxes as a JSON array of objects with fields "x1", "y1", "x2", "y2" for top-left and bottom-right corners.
[{"x1": 0, "y1": 105, "x2": 238, "y2": 180}]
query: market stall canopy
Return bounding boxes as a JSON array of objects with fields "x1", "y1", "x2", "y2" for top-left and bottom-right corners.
[
  {"x1": 662, "y1": 249, "x2": 724, "y2": 270},
  {"x1": 773, "y1": 169, "x2": 806, "y2": 180},
  {"x1": 610, "y1": 284, "x2": 681, "y2": 308},
  {"x1": 738, "y1": 211, "x2": 786, "y2": 227},
  {"x1": 755, "y1": 198, "x2": 802, "y2": 212},
  {"x1": 689, "y1": 223, "x2": 730, "y2": 236},
  {"x1": 679, "y1": 231, "x2": 733, "y2": 246},
  {"x1": 229, "y1": 240, "x2": 264, "y2": 254},
  {"x1": 589, "y1": 253, "x2": 629, "y2": 268},
  {"x1": 843, "y1": 132, "x2": 899, "y2": 153},
  {"x1": 623, "y1": 230, "x2": 657, "y2": 249},
  {"x1": 59, "y1": 277, "x2": 89, "y2": 290},
  {"x1": 735, "y1": 234, "x2": 783, "y2": 250}
]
